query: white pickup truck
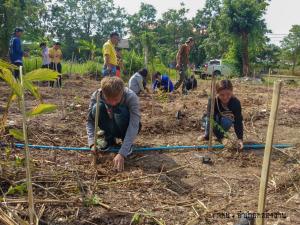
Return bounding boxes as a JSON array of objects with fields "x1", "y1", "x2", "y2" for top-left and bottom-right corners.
[{"x1": 200, "y1": 59, "x2": 232, "y2": 79}]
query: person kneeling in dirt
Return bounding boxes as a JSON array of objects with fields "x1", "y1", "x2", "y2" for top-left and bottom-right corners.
[
  {"x1": 152, "y1": 72, "x2": 174, "y2": 93},
  {"x1": 128, "y1": 68, "x2": 149, "y2": 95},
  {"x1": 86, "y1": 77, "x2": 141, "y2": 171},
  {"x1": 185, "y1": 75, "x2": 197, "y2": 91},
  {"x1": 200, "y1": 79, "x2": 244, "y2": 150}
]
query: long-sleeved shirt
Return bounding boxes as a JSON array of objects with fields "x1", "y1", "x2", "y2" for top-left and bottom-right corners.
[
  {"x1": 176, "y1": 44, "x2": 190, "y2": 67},
  {"x1": 86, "y1": 88, "x2": 140, "y2": 157},
  {"x1": 9, "y1": 36, "x2": 23, "y2": 63},
  {"x1": 153, "y1": 75, "x2": 174, "y2": 92},
  {"x1": 207, "y1": 96, "x2": 243, "y2": 140},
  {"x1": 128, "y1": 72, "x2": 145, "y2": 94}
]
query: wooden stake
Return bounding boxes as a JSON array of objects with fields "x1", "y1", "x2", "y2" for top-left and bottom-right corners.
[
  {"x1": 208, "y1": 75, "x2": 216, "y2": 151},
  {"x1": 256, "y1": 81, "x2": 282, "y2": 225},
  {"x1": 19, "y1": 66, "x2": 36, "y2": 224},
  {"x1": 93, "y1": 91, "x2": 100, "y2": 166},
  {"x1": 266, "y1": 68, "x2": 271, "y2": 110}
]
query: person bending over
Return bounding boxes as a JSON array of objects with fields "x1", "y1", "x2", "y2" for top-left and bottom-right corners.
[
  {"x1": 152, "y1": 72, "x2": 174, "y2": 93},
  {"x1": 86, "y1": 77, "x2": 141, "y2": 171},
  {"x1": 128, "y1": 68, "x2": 149, "y2": 95}
]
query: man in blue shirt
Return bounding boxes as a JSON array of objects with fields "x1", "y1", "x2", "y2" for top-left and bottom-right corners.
[
  {"x1": 9, "y1": 28, "x2": 26, "y2": 79},
  {"x1": 152, "y1": 72, "x2": 174, "y2": 92}
]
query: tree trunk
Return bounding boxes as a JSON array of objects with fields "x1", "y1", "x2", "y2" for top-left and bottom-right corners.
[
  {"x1": 144, "y1": 45, "x2": 148, "y2": 68},
  {"x1": 0, "y1": 5, "x2": 10, "y2": 58},
  {"x1": 292, "y1": 54, "x2": 296, "y2": 75},
  {"x1": 241, "y1": 32, "x2": 250, "y2": 77}
]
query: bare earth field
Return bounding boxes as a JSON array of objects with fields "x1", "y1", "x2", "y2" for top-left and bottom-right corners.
[{"x1": 0, "y1": 75, "x2": 299, "y2": 225}]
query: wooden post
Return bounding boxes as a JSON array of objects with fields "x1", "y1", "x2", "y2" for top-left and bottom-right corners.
[
  {"x1": 256, "y1": 81, "x2": 282, "y2": 225},
  {"x1": 208, "y1": 74, "x2": 216, "y2": 151},
  {"x1": 93, "y1": 91, "x2": 100, "y2": 166},
  {"x1": 19, "y1": 66, "x2": 36, "y2": 224}
]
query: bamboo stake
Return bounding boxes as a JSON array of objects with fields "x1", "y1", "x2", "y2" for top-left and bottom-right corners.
[
  {"x1": 266, "y1": 68, "x2": 271, "y2": 110},
  {"x1": 93, "y1": 92, "x2": 100, "y2": 166},
  {"x1": 256, "y1": 81, "x2": 282, "y2": 225},
  {"x1": 208, "y1": 74, "x2": 216, "y2": 151},
  {"x1": 19, "y1": 66, "x2": 36, "y2": 225}
]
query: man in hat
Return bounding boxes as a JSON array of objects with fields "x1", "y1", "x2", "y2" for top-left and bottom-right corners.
[
  {"x1": 102, "y1": 32, "x2": 120, "y2": 76},
  {"x1": 9, "y1": 27, "x2": 28, "y2": 79},
  {"x1": 174, "y1": 37, "x2": 194, "y2": 94}
]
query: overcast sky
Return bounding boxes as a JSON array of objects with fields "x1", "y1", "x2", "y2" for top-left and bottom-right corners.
[{"x1": 114, "y1": 0, "x2": 300, "y2": 45}]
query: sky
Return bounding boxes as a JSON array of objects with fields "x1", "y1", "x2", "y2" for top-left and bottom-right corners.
[{"x1": 114, "y1": 0, "x2": 300, "y2": 46}]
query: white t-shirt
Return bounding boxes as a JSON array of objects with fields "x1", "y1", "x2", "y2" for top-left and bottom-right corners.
[{"x1": 42, "y1": 47, "x2": 50, "y2": 65}]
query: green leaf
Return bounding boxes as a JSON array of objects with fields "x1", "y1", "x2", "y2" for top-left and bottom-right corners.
[
  {"x1": 24, "y1": 68, "x2": 59, "y2": 82},
  {"x1": 0, "y1": 67, "x2": 21, "y2": 97},
  {"x1": 9, "y1": 129, "x2": 24, "y2": 141},
  {"x1": 23, "y1": 79, "x2": 41, "y2": 100},
  {"x1": 83, "y1": 195, "x2": 102, "y2": 207},
  {"x1": 26, "y1": 103, "x2": 57, "y2": 117},
  {"x1": 130, "y1": 212, "x2": 142, "y2": 225},
  {"x1": 6, "y1": 183, "x2": 27, "y2": 196},
  {"x1": 0, "y1": 59, "x2": 18, "y2": 70}
]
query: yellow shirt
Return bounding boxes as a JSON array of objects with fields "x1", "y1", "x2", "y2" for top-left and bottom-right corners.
[
  {"x1": 103, "y1": 40, "x2": 117, "y2": 66},
  {"x1": 49, "y1": 47, "x2": 62, "y2": 64}
]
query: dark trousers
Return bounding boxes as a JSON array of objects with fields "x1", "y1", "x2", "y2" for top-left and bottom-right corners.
[
  {"x1": 49, "y1": 62, "x2": 62, "y2": 87},
  {"x1": 98, "y1": 103, "x2": 130, "y2": 144},
  {"x1": 174, "y1": 66, "x2": 188, "y2": 93},
  {"x1": 13, "y1": 62, "x2": 23, "y2": 80},
  {"x1": 41, "y1": 64, "x2": 50, "y2": 69},
  {"x1": 204, "y1": 115, "x2": 233, "y2": 140},
  {"x1": 96, "y1": 102, "x2": 141, "y2": 144}
]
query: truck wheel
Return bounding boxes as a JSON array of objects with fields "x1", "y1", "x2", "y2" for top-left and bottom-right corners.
[{"x1": 213, "y1": 70, "x2": 221, "y2": 76}]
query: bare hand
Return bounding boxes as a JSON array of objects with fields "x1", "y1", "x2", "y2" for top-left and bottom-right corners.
[
  {"x1": 175, "y1": 64, "x2": 180, "y2": 70},
  {"x1": 90, "y1": 144, "x2": 96, "y2": 153},
  {"x1": 113, "y1": 154, "x2": 124, "y2": 172},
  {"x1": 238, "y1": 139, "x2": 244, "y2": 150}
]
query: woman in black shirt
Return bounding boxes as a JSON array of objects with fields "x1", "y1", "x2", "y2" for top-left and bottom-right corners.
[{"x1": 201, "y1": 79, "x2": 244, "y2": 149}]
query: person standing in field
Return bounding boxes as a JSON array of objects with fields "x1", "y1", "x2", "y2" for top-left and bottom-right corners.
[
  {"x1": 9, "y1": 27, "x2": 28, "y2": 79},
  {"x1": 49, "y1": 42, "x2": 63, "y2": 87},
  {"x1": 86, "y1": 77, "x2": 141, "y2": 172},
  {"x1": 40, "y1": 42, "x2": 50, "y2": 68},
  {"x1": 174, "y1": 37, "x2": 194, "y2": 94},
  {"x1": 102, "y1": 32, "x2": 119, "y2": 76}
]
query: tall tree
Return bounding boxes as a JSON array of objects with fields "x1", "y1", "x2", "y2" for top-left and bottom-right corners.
[
  {"x1": 281, "y1": 25, "x2": 300, "y2": 74},
  {"x1": 221, "y1": 0, "x2": 269, "y2": 76}
]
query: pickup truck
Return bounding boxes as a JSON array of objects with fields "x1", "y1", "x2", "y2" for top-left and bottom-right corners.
[{"x1": 200, "y1": 59, "x2": 232, "y2": 79}]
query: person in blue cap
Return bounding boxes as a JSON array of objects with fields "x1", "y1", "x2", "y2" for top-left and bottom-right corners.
[{"x1": 9, "y1": 27, "x2": 28, "y2": 79}]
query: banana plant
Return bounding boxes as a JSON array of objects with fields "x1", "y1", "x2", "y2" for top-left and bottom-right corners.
[
  {"x1": 0, "y1": 59, "x2": 59, "y2": 138},
  {"x1": 78, "y1": 39, "x2": 101, "y2": 60}
]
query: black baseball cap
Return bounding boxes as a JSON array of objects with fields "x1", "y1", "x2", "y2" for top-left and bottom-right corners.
[{"x1": 14, "y1": 27, "x2": 24, "y2": 33}]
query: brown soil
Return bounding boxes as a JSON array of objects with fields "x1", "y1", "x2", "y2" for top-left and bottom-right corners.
[{"x1": 0, "y1": 75, "x2": 299, "y2": 225}]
